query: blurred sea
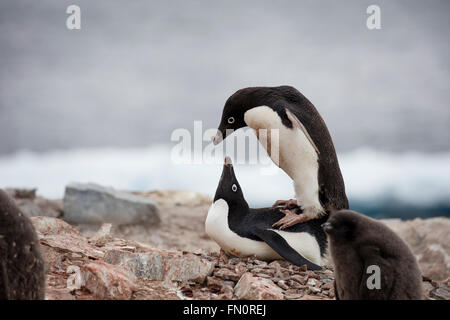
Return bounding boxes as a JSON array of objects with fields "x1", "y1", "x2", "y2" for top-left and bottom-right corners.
[{"x1": 0, "y1": 145, "x2": 449, "y2": 219}]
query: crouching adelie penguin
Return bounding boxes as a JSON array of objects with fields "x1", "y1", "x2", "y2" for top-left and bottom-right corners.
[
  {"x1": 322, "y1": 210, "x2": 423, "y2": 300},
  {"x1": 0, "y1": 189, "x2": 45, "y2": 300},
  {"x1": 205, "y1": 157, "x2": 327, "y2": 270},
  {"x1": 213, "y1": 86, "x2": 348, "y2": 229}
]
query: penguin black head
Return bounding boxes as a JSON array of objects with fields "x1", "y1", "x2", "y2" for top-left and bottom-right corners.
[
  {"x1": 321, "y1": 210, "x2": 361, "y2": 242},
  {"x1": 213, "y1": 157, "x2": 249, "y2": 210},
  {"x1": 213, "y1": 86, "x2": 306, "y2": 145},
  {"x1": 213, "y1": 88, "x2": 255, "y2": 145}
]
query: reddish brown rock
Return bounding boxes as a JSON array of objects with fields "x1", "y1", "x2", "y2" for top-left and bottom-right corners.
[
  {"x1": 214, "y1": 268, "x2": 241, "y2": 282},
  {"x1": 104, "y1": 248, "x2": 215, "y2": 283},
  {"x1": 298, "y1": 294, "x2": 328, "y2": 300},
  {"x1": 234, "y1": 272, "x2": 283, "y2": 300},
  {"x1": 81, "y1": 261, "x2": 139, "y2": 299},
  {"x1": 381, "y1": 217, "x2": 450, "y2": 281},
  {"x1": 31, "y1": 216, "x2": 104, "y2": 259}
]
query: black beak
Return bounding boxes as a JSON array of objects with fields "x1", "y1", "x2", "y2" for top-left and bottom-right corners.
[
  {"x1": 321, "y1": 222, "x2": 333, "y2": 233},
  {"x1": 213, "y1": 130, "x2": 221, "y2": 145}
]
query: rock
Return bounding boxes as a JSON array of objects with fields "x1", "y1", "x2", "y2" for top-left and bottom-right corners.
[
  {"x1": 5, "y1": 188, "x2": 37, "y2": 199},
  {"x1": 63, "y1": 183, "x2": 160, "y2": 226},
  {"x1": 285, "y1": 293, "x2": 304, "y2": 300},
  {"x1": 18, "y1": 197, "x2": 64, "y2": 218},
  {"x1": 104, "y1": 248, "x2": 215, "y2": 283},
  {"x1": 291, "y1": 275, "x2": 307, "y2": 285},
  {"x1": 45, "y1": 287, "x2": 76, "y2": 300},
  {"x1": 7, "y1": 187, "x2": 63, "y2": 218},
  {"x1": 298, "y1": 294, "x2": 328, "y2": 300},
  {"x1": 276, "y1": 280, "x2": 289, "y2": 290},
  {"x1": 309, "y1": 287, "x2": 321, "y2": 294},
  {"x1": 307, "y1": 278, "x2": 317, "y2": 287},
  {"x1": 321, "y1": 282, "x2": 334, "y2": 291},
  {"x1": 429, "y1": 284, "x2": 450, "y2": 300},
  {"x1": 381, "y1": 217, "x2": 450, "y2": 280},
  {"x1": 234, "y1": 272, "x2": 284, "y2": 300},
  {"x1": 67, "y1": 265, "x2": 84, "y2": 291},
  {"x1": 214, "y1": 267, "x2": 245, "y2": 282},
  {"x1": 206, "y1": 276, "x2": 224, "y2": 289},
  {"x1": 31, "y1": 216, "x2": 105, "y2": 259},
  {"x1": 137, "y1": 190, "x2": 212, "y2": 207},
  {"x1": 89, "y1": 223, "x2": 114, "y2": 246},
  {"x1": 80, "y1": 261, "x2": 139, "y2": 299}
]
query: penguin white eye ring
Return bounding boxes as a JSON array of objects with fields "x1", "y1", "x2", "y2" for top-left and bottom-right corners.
[
  {"x1": 227, "y1": 117, "x2": 235, "y2": 124},
  {"x1": 231, "y1": 184, "x2": 237, "y2": 192}
]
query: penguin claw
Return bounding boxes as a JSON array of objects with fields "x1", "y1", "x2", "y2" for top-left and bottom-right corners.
[
  {"x1": 273, "y1": 210, "x2": 309, "y2": 230},
  {"x1": 271, "y1": 199, "x2": 298, "y2": 209}
]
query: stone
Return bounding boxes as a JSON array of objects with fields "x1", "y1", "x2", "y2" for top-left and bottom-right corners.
[
  {"x1": 15, "y1": 197, "x2": 63, "y2": 218},
  {"x1": 234, "y1": 272, "x2": 283, "y2": 300},
  {"x1": 381, "y1": 217, "x2": 450, "y2": 281},
  {"x1": 307, "y1": 278, "x2": 317, "y2": 287},
  {"x1": 285, "y1": 293, "x2": 304, "y2": 300},
  {"x1": 89, "y1": 223, "x2": 114, "y2": 246},
  {"x1": 276, "y1": 280, "x2": 289, "y2": 290},
  {"x1": 214, "y1": 268, "x2": 242, "y2": 282},
  {"x1": 66, "y1": 265, "x2": 84, "y2": 291},
  {"x1": 63, "y1": 182, "x2": 160, "y2": 226},
  {"x1": 298, "y1": 294, "x2": 327, "y2": 300},
  {"x1": 31, "y1": 216, "x2": 105, "y2": 259},
  {"x1": 45, "y1": 287, "x2": 76, "y2": 300},
  {"x1": 290, "y1": 275, "x2": 307, "y2": 285},
  {"x1": 321, "y1": 282, "x2": 334, "y2": 291},
  {"x1": 137, "y1": 190, "x2": 212, "y2": 207},
  {"x1": 206, "y1": 276, "x2": 224, "y2": 289},
  {"x1": 104, "y1": 248, "x2": 215, "y2": 283},
  {"x1": 80, "y1": 261, "x2": 139, "y2": 299},
  {"x1": 429, "y1": 285, "x2": 450, "y2": 300},
  {"x1": 309, "y1": 287, "x2": 321, "y2": 294}
]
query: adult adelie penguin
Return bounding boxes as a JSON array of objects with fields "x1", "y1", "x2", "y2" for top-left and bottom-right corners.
[
  {"x1": 0, "y1": 189, "x2": 45, "y2": 300},
  {"x1": 205, "y1": 157, "x2": 327, "y2": 270},
  {"x1": 213, "y1": 86, "x2": 348, "y2": 229}
]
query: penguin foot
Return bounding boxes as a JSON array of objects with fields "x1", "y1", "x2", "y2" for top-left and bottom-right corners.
[
  {"x1": 272, "y1": 199, "x2": 298, "y2": 209},
  {"x1": 272, "y1": 210, "x2": 310, "y2": 230},
  {"x1": 218, "y1": 248, "x2": 229, "y2": 264}
]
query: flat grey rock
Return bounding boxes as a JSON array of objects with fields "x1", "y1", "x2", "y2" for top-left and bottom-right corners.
[{"x1": 63, "y1": 183, "x2": 160, "y2": 226}]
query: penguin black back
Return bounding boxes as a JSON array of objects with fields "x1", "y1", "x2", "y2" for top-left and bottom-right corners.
[
  {"x1": 0, "y1": 189, "x2": 45, "y2": 300},
  {"x1": 206, "y1": 157, "x2": 328, "y2": 270},
  {"x1": 323, "y1": 210, "x2": 423, "y2": 300}
]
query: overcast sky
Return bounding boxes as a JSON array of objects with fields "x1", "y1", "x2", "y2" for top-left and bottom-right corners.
[{"x1": 1, "y1": 0, "x2": 449, "y2": 155}]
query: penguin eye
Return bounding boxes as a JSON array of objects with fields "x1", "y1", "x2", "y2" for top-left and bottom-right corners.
[
  {"x1": 231, "y1": 184, "x2": 237, "y2": 192},
  {"x1": 227, "y1": 117, "x2": 235, "y2": 124}
]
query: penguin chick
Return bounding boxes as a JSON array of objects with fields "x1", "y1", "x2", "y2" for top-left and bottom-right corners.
[
  {"x1": 322, "y1": 210, "x2": 423, "y2": 300},
  {"x1": 0, "y1": 189, "x2": 45, "y2": 300},
  {"x1": 213, "y1": 86, "x2": 348, "y2": 229},
  {"x1": 205, "y1": 157, "x2": 328, "y2": 270}
]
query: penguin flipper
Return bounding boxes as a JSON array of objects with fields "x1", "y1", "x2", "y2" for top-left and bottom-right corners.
[
  {"x1": 285, "y1": 108, "x2": 320, "y2": 155},
  {"x1": 254, "y1": 228, "x2": 322, "y2": 270}
]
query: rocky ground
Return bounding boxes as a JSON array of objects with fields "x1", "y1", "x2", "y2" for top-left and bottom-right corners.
[{"x1": 6, "y1": 186, "x2": 450, "y2": 300}]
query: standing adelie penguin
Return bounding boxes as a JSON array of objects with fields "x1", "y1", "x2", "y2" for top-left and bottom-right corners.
[
  {"x1": 322, "y1": 210, "x2": 423, "y2": 300},
  {"x1": 205, "y1": 157, "x2": 328, "y2": 270},
  {"x1": 0, "y1": 189, "x2": 45, "y2": 300},
  {"x1": 213, "y1": 86, "x2": 348, "y2": 229}
]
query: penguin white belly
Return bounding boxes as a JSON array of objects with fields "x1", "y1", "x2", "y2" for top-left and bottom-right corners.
[
  {"x1": 205, "y1": 199, "x2": 322, "y2": 265},
  {"x1": 244, "y1": 106, "x2": 323, "y2": 214}
]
